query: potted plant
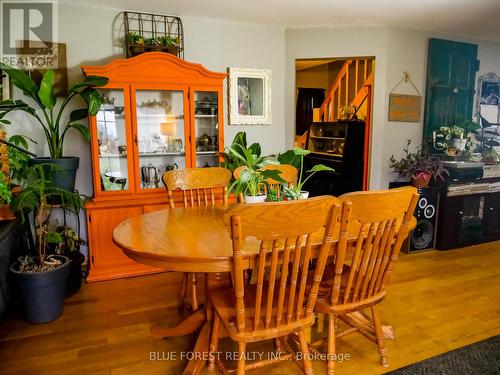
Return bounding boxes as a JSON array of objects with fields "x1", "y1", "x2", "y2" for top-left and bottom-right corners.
[
  {"x1": 127, "y1": 32, "x2": 145, "y2": 56},
  {"x1": 440, "y1": 125, "x2": 468, "y2": 151},
  {"x1": 221, "y1": 131, "x2": 262, "y2": 174},
  {"x1": 228, "y1": 166, "x2": 283, "y2": 203},
  {"x1": 0, "y1": 171, "x2": 13, "y2": 219},
  {"x1": 9, "y1": 164, "x2": 85, "y2": 323},
  {"x1": 278, "y1": 147, "x2": 334, "y2": 200},
  {"x1": 390, "y1": 140, "x2": 448, "y2": 188},
  {"x1": 226, "y1": 142, "x2": 284, "y2": 203},
  {"x1": 0, "y1": 64, "x2": 108, "y2": 191},
  {"x1": 157, "y1": 36, "x2": 181, "y2": 56}
]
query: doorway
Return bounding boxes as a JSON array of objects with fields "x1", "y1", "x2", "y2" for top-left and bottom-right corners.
[{"x1": 295, "y1": 57, "x2": 375, "y2": 190}]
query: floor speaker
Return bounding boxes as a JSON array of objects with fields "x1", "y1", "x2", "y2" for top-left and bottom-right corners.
[{"x1": 404, "y1": 186, "x2": 441, "y2": 252}]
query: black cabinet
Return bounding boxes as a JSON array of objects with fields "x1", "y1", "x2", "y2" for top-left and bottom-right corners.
[
  {"x1": 303, "y1": 119, "x2": 366, "y2": 197},
  {"x1": 436, "y1": 190, "x2": 500, "y2": 250},
  {"x1": 484, "y1": 193, "x2": 500, "y2": 237}
]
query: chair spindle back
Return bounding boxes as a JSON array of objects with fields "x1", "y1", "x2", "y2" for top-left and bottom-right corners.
[
  {"x1": 330, "y1": 187, "x2": 419, "y2": 306},
  {"x1": 163, "y1": 167, "x2": 232, "y2": 208},
  {"x1": 224, "y1": 196, "x2": 341, "y2": 332}
]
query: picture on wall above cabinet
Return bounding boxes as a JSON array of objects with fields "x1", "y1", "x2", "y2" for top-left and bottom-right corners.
[
  {"x1": 124, "y1": 11, "x2": 184, "y2": 58},
  {"x1": 228, "y1": 67, "x2": 271, "y2": 125}
]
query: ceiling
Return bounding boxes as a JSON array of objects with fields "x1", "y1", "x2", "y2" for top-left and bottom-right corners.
[{"x1": 63, "y1": 0, "x2": 500, "y2": 43}]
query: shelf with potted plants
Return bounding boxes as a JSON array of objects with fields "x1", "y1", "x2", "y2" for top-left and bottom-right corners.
[{"x1": 127, "y1": 33, "x2": 183, "y2": 58}]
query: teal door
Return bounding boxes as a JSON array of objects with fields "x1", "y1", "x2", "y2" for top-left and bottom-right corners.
[{"x1": 424, "y1": 38, "x2": 479, "y2": 147}]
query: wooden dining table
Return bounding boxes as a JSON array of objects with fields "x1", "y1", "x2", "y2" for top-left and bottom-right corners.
[{"x1": 113, "y1": 205, "x2": 412, "y2": 374}]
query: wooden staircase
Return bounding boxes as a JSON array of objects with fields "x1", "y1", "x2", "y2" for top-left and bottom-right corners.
[{"x1": 318, "y1": 58, "x2": 373, "y2": 122}]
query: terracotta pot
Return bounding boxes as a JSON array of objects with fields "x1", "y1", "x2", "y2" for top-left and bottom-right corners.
[
  {"x1": 0, "y1": 204, "x2": 15, "y2": 221},
  {"x1": 412, "y1": 173, "x2": 432, "y2": 188}
]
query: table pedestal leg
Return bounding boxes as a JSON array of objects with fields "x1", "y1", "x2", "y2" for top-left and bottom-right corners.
[
  {"x1": 182, "y1": 320, "x2": 212, "y2": 375},
  {"x1": 152, "y1": 310, "x2": 206, "y2": 338}
]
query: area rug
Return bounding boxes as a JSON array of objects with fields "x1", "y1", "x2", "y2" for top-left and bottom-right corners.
[{"x1": 388, "y1": 335, "x2": 500, "y2": 374}]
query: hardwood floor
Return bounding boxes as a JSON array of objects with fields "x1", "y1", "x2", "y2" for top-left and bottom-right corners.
[{"x1": 1, "y1": 242, "x2": 499, "y2": 374}]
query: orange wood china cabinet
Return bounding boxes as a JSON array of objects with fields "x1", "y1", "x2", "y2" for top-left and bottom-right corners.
[{"x1": 82, "y1": 53, "x2": 226, "y2": 281}]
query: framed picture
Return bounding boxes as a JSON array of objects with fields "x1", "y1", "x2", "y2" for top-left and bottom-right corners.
[
  {"x1": 228, "y1": 67, "x2": 271, "y2": 125},
  {"x1": 1, "y1": 70, "x2": 9, "y2": 101},
  {"x1": 480, "y1": 80, "x2": 500, "y2": 106}
]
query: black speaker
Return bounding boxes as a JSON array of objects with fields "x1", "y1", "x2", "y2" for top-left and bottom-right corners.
[{"x1": 405, "y1": 186, "x2": 441, "y2": 252}]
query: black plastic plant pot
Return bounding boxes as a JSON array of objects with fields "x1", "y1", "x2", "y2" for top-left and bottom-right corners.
[
  {"x1": 30, "y1": 157, "x2": 80, "y2": 192},
  {"x1": 66, "y1": 251, "x2": 85, "y2": 297},
  {"x1": 10, "y1": 255, "x2": 70, "y2": 324}
]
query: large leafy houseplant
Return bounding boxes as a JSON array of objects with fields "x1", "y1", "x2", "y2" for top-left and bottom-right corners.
[
  {"x1": 279, "y1": 147, "x2": 334, "y2": 200},
  {"x1": 222, "y1": 131, "x2": 263, "y2": 174},
  {"x1": 0, "y1": 64, "x2": 108, "y2": 158},
  {"x1": 0, "y1": 64, "x2": 108, "y2": 191}
]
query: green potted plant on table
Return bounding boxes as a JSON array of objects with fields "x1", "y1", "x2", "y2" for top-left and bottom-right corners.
[
  {"x1": 9, "y1": 164, "x2": 85, "y2": 323},
  {"x1": 390, "y1": 140, "x2": 448, "y2": 188},
  {"x1": 278, "y1": 147, "x2": 334, "y2": 200},
  {"x1": 226, "y1": 142, "x2": 284, "y2": 203},
  {"x1": 0, "y1": 64, "x2": 108, "y2": 191}
]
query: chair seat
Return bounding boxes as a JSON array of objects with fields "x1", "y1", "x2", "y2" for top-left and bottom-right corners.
[{"x1": 209, "y1": 285, "x2": 315, "y2": 343}]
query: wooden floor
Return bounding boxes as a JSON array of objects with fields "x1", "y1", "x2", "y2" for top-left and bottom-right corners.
[{"x1": 1, "y1": 242, "x2": 499, "y2": 374}]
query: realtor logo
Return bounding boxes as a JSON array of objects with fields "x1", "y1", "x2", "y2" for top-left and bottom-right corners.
[{"x1": 1, "y1": 1, "x2": 59, "y2": 69}]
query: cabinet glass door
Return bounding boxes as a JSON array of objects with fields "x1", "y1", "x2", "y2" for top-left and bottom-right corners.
[
  {"x1": 95, "y1": 89, "x2": 130, "y2": 192},
  {"x1": 134, "y1": 89, "x2": 186, "y2": 191},
  {"x1": 194, "y1": 91, "x2": 219, "y2": 167}
]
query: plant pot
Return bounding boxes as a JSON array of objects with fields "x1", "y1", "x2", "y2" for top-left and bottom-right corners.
[
  {"x1": 451, "y1": 138, "x2": 467, "y2": 151},
  {"x1": 10, "y1": 255, "x2": 70, "y2": 324},
  {"x1": 299, "y1": 191, "x2": 309, "y2": 199},
  {"x1": 66, "y1": 251, "x2": 85, "y2": 297},
  {"x1": 412, "y1": 173, "x2": 432, "y2": 188},
  {"x1": 30, "y1": 157, "x2": 79, "y2": 192},
  {"x1": 162, "y1": 45, "x2": 180, "y2": 56},
  {"x1": 0, "y1": 204, "x2": 15, "y2": 221},
  {"x1": 130, "y1": 44, "x2": 145, "y2": 56},
  {"x1": 244, "y1": 194, "x2": 267, "y2": 204},
  {"x1": 149, "y1": 45, "x2": 162, "y2": 52}
]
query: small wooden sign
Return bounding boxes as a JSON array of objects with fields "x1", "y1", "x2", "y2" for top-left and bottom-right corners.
[{"x1": 388, "y1": 94, "x2": 421, "y2": 122}]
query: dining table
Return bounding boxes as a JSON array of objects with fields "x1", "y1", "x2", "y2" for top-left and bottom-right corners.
[{"x1": 113, "y1": 205, "x2": 410, "y2": 374}]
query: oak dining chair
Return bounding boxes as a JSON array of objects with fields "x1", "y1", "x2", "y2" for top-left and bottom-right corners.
[
  {"x1": 233, "y1": 164, "x2": 298, "y2": 201},
  {"x1": 162, "y1": 167, "x2": 232, "y2": 311},
  {"x1": 208, "y1": 196, "x2": 342, "y2": 374},
  {"x1": 311, "y1": 187, "x2": 419, "y2": 374}
]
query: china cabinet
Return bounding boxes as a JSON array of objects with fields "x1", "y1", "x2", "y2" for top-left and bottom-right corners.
[{"x1": 82, "y1": 53, "x2": 226, "y2": 281}]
